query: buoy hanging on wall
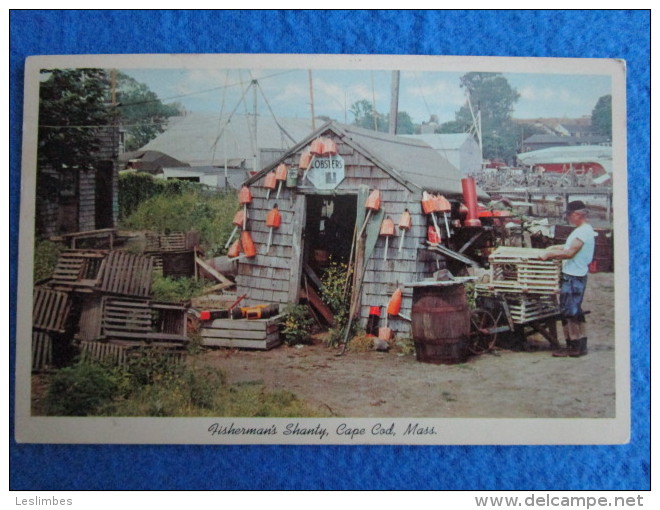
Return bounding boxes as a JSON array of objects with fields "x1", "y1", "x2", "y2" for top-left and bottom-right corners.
[
  {"x1": 379, "y1": 216, "x2": 395, "y2": 263},
  {"x1": 275, "y1": 163, "x2": 288, "y2": 199},
  {"x1": 397, "y1": 209, "x2": 412, "y2": 254},
  {"x1": 224, "y1": 209, "x2": 247, "y2": 249},
  {"x1": 264, "y1": 171, "x2": 277, "y2": 200},
  {"x1": 239, "y1": 186, "x2": 253, "y2": 230},
  {"x1": 264, "y1": 205, "x2": 282, "y2": 253},
  {"x1": 240, "y1": 230, "x2": 257, "y2": 259}
]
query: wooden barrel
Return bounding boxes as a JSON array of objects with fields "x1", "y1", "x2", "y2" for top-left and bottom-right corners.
[{"x1": 411, "y1": 284, "x2": 471, "y2": 364}]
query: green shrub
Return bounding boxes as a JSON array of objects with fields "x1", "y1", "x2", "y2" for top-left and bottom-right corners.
[
  {"x1": 120, "y1": 187, "x2": 238, "y2": 257},
  {"x1": 33, "y1": 240, "x2": 63, "y2": 282},
  {"x1": 151, "y1": 274, "x2": 214, "y2": 302},
  {"x1": 282, "y1": 304, "x2": 315, "y2": 346},
  {"x1": 44, "y1": 362, "x2": 121, "y2": 416},
  {"x1": 319, "y1": 261, "x2": 355, "y2": 347}
]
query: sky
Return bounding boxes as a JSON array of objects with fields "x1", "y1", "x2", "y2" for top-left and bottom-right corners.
[{"x1": 120, "y1": 67, "x2": 612, "y2": 126}]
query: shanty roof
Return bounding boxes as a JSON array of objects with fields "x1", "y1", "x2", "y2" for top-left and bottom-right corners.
[
  {"x1": 248, "y1": 122, "x2": 480, "y2": 197},
  {"x1": 138, "y1": 113, "x2": 314, "y2": 168}
]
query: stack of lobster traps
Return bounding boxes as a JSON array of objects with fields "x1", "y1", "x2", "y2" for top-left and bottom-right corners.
[
  {"x1": 472, "y1": 247, "x2": 562, "y2": 346},
  {"x1": 32, "y1": 248, "x2": 188, "y2": 371}
]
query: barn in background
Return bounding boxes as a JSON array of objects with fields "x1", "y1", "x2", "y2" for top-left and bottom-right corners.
[{"x1": 235, "y1": 122, "x2": 477, "y2": 336}]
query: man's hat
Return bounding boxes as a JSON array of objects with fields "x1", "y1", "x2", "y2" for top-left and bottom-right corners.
[{"x1": 565, "y1": 200, "x2": 587, "y2": 214}]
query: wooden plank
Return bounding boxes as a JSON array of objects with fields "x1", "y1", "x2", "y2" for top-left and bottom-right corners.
[
  {"x1": 201, "y1": 332, "x2": 281, "y2": 350},
  {"x1": 199, "y1": 326, "x2": 280, "y2": 340},
  {"x1": 286, "y1": 193, "x2": 306, "y2": 303},
  {"x1": 300, "y1": 285, "x2": 335, "y2": 326},
  {"x1": 195, "y1": 255, "x2": 234, "y2": 286},
  {"x1": 206, "y1": 314, "x2": 283, "y2": 331}
]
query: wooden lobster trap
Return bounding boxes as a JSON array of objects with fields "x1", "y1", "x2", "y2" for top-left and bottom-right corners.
[{"x1": 468, "y1": 247, "x2": 562, "y2": 354}]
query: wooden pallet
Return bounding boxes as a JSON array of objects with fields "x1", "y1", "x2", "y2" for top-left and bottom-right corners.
[
  {"x1": 80, "y1": 340, "x2": 187, "y2": 368},
  {"x1": 200, "y1": 314, "x2": 283, "y2": 350},
  {"x1": 33, "y1": 286, "x2": 72, "y2": 333}
]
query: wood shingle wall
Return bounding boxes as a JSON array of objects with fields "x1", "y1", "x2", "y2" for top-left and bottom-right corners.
[{"x1": 236, "y1": 131, "x2": 446, "y2": 336}]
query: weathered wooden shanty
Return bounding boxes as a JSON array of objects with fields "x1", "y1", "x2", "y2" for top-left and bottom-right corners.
[
  {"x1": 236, "y1": 122, "x2": 478, "y2": 336},
  {"x1": 36, "y1": 124, "x2": 120, "y2": 238}
]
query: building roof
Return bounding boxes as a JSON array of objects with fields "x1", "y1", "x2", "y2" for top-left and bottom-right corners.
[
  {"x1": 248, "y1": 122, "x2": 485, "y2": 198},
  {"x1": 523, "y1": 134, "x2": 609, "y2": 145},
  {"x1": 138, "y1": 113, "x2": 314, "y2": 168},
  {"x1": 517, "y1": 145, "x2": 613, "y2": 174},
  {"x1": 404, "y1": 133, "x2": 477, "y2": 151}
]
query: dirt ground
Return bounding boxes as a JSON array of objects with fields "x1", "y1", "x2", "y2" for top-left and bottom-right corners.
[{"x1": 195, "y1": 272, "x2": 616, "y2": 418}]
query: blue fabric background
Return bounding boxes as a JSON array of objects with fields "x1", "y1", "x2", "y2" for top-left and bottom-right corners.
[{"x1": 9, "y1": 10, "x2": 650, "y2": 490}]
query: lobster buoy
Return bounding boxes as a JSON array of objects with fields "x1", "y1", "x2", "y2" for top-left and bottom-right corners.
[
  {"x1": 240, "y1": 231, "x2": 257, "y2": 258},
  {"x1": 239, "y1": 185, "x2": 252, "y2": 205},
  {"x1": 264, "y1": 171, "x2": 277, "y2": 199},
  {"x1": 398, "y1": 209, "x2": 412, "y2": 254},
  {"x1": 275, "y1": 163, "x2": 288, "y2": 199},
  {"x1": 387, "y1": 288, "x2": 403, "y2": 316},
  {"x1": 322, "y1": 138, "x2": 337, "y2": 156},
  {"x1": 299, "y1": 150, "x2": 312, "y2": 170},
  {"x1": 427, "y1": 225, "x2": 441, "y2": 244},
  {"x1": 227, "y1": 239, "x2": 241, "y2": 258},
  {"x1": 379, "y1": 216, "x2": 396, "y2": 263},
  {"x1": 310, "y1": 138, "x2": 325, "y2": 155}
]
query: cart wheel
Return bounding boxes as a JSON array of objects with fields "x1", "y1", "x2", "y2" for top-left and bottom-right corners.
[{"x1": 468, "y1": 308, "x2": 498, "y2": 354}]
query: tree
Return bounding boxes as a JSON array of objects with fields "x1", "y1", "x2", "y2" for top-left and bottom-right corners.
[
  {"x1": 437, "y1": 72, "x2": 521, "y2": 162},
  {"x1": 349, "y1": 99, "x2": 417, "y2": 134},
  {"x1": 116, "y1": 72, "x2": 182, "y2": 151},
  {"x1": 38, "y1": 68, "x2": 111, "y2": 172},
  {"x1": 591, "y1": 94, "x2": 612, "y2": 138}
]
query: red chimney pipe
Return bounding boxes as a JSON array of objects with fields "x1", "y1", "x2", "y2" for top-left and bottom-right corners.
[{"x1": 461, "y1": 177, "x2": 482, "y2": 227}]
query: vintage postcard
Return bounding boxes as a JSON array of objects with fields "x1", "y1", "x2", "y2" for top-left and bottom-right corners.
[{"x1": 15, "y1": 53, "x2": 629, "y2": 444}]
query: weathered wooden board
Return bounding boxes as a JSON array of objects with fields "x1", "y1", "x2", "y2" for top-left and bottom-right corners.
[
  {"x1": 200, "y1": 315, "x2": 283, "y2": 350},
  {"x1": 32, "y1": 331, "x2": 53, "y2": 372}
]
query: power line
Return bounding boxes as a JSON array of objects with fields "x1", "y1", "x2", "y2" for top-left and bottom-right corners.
[{"x1": 115, "y1": 69, "x2": 300, "y2": 108}]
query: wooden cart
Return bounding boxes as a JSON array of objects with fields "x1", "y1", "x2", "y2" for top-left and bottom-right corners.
[{"x1": 468, "y1": 246, "x2": 562, "y2": 353}]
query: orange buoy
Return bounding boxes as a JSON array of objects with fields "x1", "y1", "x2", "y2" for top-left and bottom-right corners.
[
  {"x1": 238, "y1": 185, "x2": 253, "y2": 205},
  {"x1": 266, "y1": 206, "x2": 282, "y2": 228},
  {"x1": 265, "y1": 205, "x2": 282, "y2": 253},
  {"x1": 299, "y1": 150, "x2": 312, "y2": 170},
  {"x1": 379, "y1": 216, "x2": 395, "y2": 262},
  {"x1": 227, "y1": 239, "x2": 241, "y2": 258},
  {"x1": 427, "y1": 225, "x2": 441, "y2": 244},
  {"x1": 240, "y1": 230, "x2": 257, "y2": 258},
  {"x1": 421, "y1": 191, "x2": 435, "y2": 215},
  {"x1": 398, "y1": 209, "x2": 412, "y2": 254},
  {"x1": 365, "y1": 189, "x2": 381, "y2": 211},
  {"x1": 358, "y1": 189, "x2": 382, "y2": 239},
  {"x1": 275, "y1": 164, "x2": 288, "y2": 199},
  {"x1": 224, "y1": 209, "x2": 247, "y2": 249},
  {"x1": 436, "y1": 195, "x2": 452, "y2": 239},
  {"x1": 387, "y1": 288, "x2": 403, "y2": 316},
  {"x1": 310, "y1": 138, "x2": 325, "y2": 155},
  {"x1": 322, "y1": 138, "x2": 337, "y2": 156},
  {"x1": 264, "y1": 171, "x2": 277, "y2": 199}
]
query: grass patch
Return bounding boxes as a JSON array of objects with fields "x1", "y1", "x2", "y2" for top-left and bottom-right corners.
[
  {"x1": 41, "y1": 353, "x2": 325, "y2": 418},
  {"x1": 120, "y1": 186, "x2": 238, "y2": 257},
  {"x1": 151, "y1": 274, "x2": 215, "y2": 302},
  {"x1": 33, "y1": 239, "x2": 63, "y2": 282}
]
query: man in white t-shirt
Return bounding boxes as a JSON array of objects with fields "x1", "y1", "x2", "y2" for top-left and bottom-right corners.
[{"x1": 541, "y1": 200, "x2": 596, "y2": 357}]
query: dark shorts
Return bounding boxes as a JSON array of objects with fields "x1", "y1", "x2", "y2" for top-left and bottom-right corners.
[{"x1": 560, "y1": 273, "x2": 588, "y2": 321}]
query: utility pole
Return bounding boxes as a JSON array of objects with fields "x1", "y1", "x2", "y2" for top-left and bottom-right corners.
[
  {"x1": 388, "y1": 70, "x2": 400, "y2": 135},
  {"x1": 308, "y1": 70, "x2": 316, "y2": 130},
  {"x1": 252, "y1": 79, "x2": 258, "y2": 173}
]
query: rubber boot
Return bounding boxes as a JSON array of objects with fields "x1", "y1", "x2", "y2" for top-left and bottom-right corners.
[
  {"x1": 570, "y1": 338, "x2": 588, "y2": 357},
  {"x1": 552, "y1": 339, "x2": 579, "y2": 357}
]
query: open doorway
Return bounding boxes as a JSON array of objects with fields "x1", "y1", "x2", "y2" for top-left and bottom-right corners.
[{"x1": 300, "y1": 194, "x2": 357, "y2": 325}]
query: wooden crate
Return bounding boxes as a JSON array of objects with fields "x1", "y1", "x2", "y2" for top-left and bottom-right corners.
[
  {"x1": 200, "y1": 314, "x2": 283, "y2": 350},
  {"x1": 98, "y1": 251, "x2": 153, "y2": 297},
  {"x1": 485, "y1": 247, "x2": 561, "y2": 295},
  {"x1": 51, "y1": 250, "x2": 107, "y2": 289},
  {"x1": 80, "y1": 340, "x2": 187, "y2": 368},
  {"x1": 33, "y1": 286, "x2": 72, "y2": 333},
  {"x1": 76, "y1": 294, "x2": 188, "y2": 344}
]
